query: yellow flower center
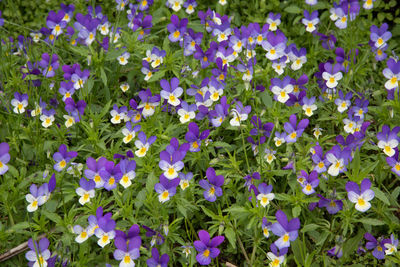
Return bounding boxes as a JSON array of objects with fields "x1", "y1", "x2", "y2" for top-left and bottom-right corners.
[
  {"x1": 384, "y1": 145, "x2": 392, "y2": 153},
  {"x1": 173, "y1": 31, "x2": 180, "y2": 39},
  {"x1": 162, "y1": 191, "x2": 169, "y2": 199},
  {"x1": 94, "y1": 175, "x2": 101, "y2": 182},
  {"x1": 192, "y1": 141, "x2": 199, "y2": 149},
  {"x1": 83, "y1": 193, "x2": 90, "y2": 201},
  {"x1": 184, "y1": 114, "x2": 190, "y2": 120},
  {"x1": 18, "y1": 103, "x2": 23, "y2": 110},
  {"x1": 218, "y1": 74, "x2": 225, "y2": 80},
  {"x1": 308, "y1": 22, "x2": 313, "y2": 28},
  {"x1": 395, "y1": 163, "x2": 400, "y2": 171},
  {"x1": 114, "y1": 115, "x2": 120, "y2": 121},
  {"x1": 102, "y1": 235, "x2": 109, "y2": 243},
  {"x1": 55, "y1": 25, "x2": 61, "y2": 32},
  {"x1": 32, "y1": 200, "x2": 38, "y2": 207},
  {"x1": 341, "y1": 16, "x2": 347, "y2": 22},
  {"x1": 203, "y1": 249, "x2": 210, "y2": 257},
  {"x1": 377, "y1": 246, "x2": 382, "y2": 251},
  {"x1": 142, "y1": 0, "x2": 147, "y2": 6},
  {"x1": 220, "y1": 33, "x2": 226, "y2": 39},
  {"x1": 271, "y1": 22, "x2": 277, "y2": 28},
  {"x1": 81, "y1": 231, "x2": 87, "y2": 238},
  {"x1": 329, "y1": 77, "x2": 335, "y2": 83},
  {"x1": 377, "y1": 38, "x2": 383, "y2": 45},
  {"x1": 139, "y1": 147, "x2": 147, "y2": 154},
  {"x1": 169, "y1": 95, "x2": 176, "y2": 102},
  {"x1": 290, "y1": 132, "x2": 297, "y2": 139},
  {"x1": 109, "y1": 177, "x2": 115, "y2": 185},
  {"x1": 280, "y1": 91, "x2": 286, "y2": 98},
  {"x1": 305, "y1": 184, "x2": 312, "y2": 191},
  {"x1": 203, "y1": 56, "x2": 208, "y2": 62},
  {"x1": 357, "y1": 197, "x2": 365, "y2": 206},
  {"x1": 391, "y1": 77, "x2": 397, "y2": 84},
  {"x1": 377, "y1": 49, "x2": 382, "y2": 56},
  {"x1": 167, "y1": 167, "x2": 175, "y2": 176},
  {"x1": 263, "y1": 228, "x2": 269, "y2": 236},
  {"x1": 59, "y1": 160, "x2": 66, "y2": 168},
  {"x1": 329, "y1": 201, "x2": 336, "y2": 207},
  {"x1": 283, "y1": 233, "x2": 289, "y2": 242},
  {"x1": 209, "y1": 187, "x2": 215, "y2": 195},
  {"x1": 270, "y1": 48, "x2": 276, "y2": 55},
  {"x1": 124, "y1": 255, "x2": 131, "y2": 263},
  {"x1": 272, "y1": 258, "x2": 280, "y2": 267},
  {"x1": 318, "y1": 162, "x2": 324, "y2": 168}
]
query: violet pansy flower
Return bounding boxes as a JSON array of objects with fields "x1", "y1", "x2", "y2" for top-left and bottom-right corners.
[
  {"x1": 194, "y1": 230, "x2": 224, "y2": 265},
  {"x1": 154, "y1": 175, "x2": 180, "y2": 203},
  {"x1": 199, "y1": 167, "x2": 224, "y2": 202},
  {"x1": 271, "y1": 210, "x2": 300, "y2": 249},
  {"x1": 185, "y1": 122, "x2": 210, "y2": 152},
  {"x1": 284, "y1": 114, "x2": 309, "y2": 143},
  {"x1": 160, "y1": 77, "x2": 183, "y2": 106},
  {"x1": 346, "y1": 178, "x2": 375, "y2": 212},
  {"x1": 0, "y1": 143, "x2": 10, "y2": 175}
]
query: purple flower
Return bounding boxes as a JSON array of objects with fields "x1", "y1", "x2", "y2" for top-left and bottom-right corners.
[
  {"x1": 284, "y1": 114, "x2": 309, "y2": 143},
  {"x1": 382, "y1": 58, "x2": 400, "y2": 92},
  {"x1": 322, "y1": 62, "x2": 343, "y2": 89},
  {"x1": 370, "y1": 23, "x2": 391, "y2": 49},
  {"x1": 384, "y1": 234, "x2": 399, "y2": 255},
  {"x1": 317, "y1": 194, "x2": 343, "y2": 214},
  {"x1": 25, "y1": 238, "x2": 51, "y2": 267},
  {"x1": 346, "y1": 178, "x2": 375, "y2": 212},
  {"x1": 194, "y1": 42, "x2": 217, "y2": 69},
  {"x1": 335, "y1": 90, "x2": 352, "y2": 113},
  {"x1": 147, "y1": 247, "x2": 169, "y2": 267},
  {"x1": 85, "y1": 157, "x2": 108, "y2": 188},
  {"x1": 262, "y1": 217, "x2": 272, "y2": 238},
  {"x1": 155, "y1": 175, "x2": 180, "y2": 203},
  {"x1": 302, "y1": 10, "x2": 319, "y2": 33},
  {"x1": 0, "y1": 11, "x2": 4, "y2": 27},
  {"x1": 364, "y1": 233, "x2": 390, "y2": 260},
  {"x1": 229, "y1": 100, "x2": 251, "y2": 126},
  {"x1": 185, "y1": 122, "x2": 210, "y2": 152},
  {"x1": 46, "y1": 10, "x2": 67, "y2": 36},
  {"x1": 113, "y1": 225, "x2": 141, "y2": 266},
  {"x1": 335, "y1": 47, "x2": 358, "y2": 73},
  {"x1": 243, "y1": 172, "x2": 260, "y2": 190},
  {"x1": 99, "y1": 161, "x2": 122, "y2": 191},
  {"x1": 118, "y1": 159, "x2": 136, "y2": 188},
  {"x1": 159, "y1": 148, "x2": 184, "y2": 179},
  {"x1": 0, "y1": 142, "x2": 10, "y2": 175},
  {"x1": 261, "y1": 30, "x2": 287, "y2": 60},
  {"x1": 26, "y1": 184, "x2": 47, "y2": 212},
  {"x1": 297, "y1": 170, "x2": 319, "y2": 195},
  {"x1": 11, "y1": 92, "x2": 29, "y2": 114},
  {"x1": 256, "y1": 183, "x2": 275, "y2": 207},
  {"x1": 194, "y1": 230, "x2": 224, "y2": 265},
  {"x1": 267, "y1": 243, "x2": 288, "y2": 266},
  {"x1": 199, "y1": 167, "x2": 224, "y2": 202},
  {"x1": 325, "y1": 145, "x2": 351, "y2": 176},
  {"x1": 134, "y1": 131, "x2": 157, "y2": 157},
  {"x1": 53, "y1": 144, "x2": 77, "y2": 172},
  {"x1": 137, "y1": 89, "x2": 160, "y2": 117},
  {"x1": 316, "y1": 32, "x2": 336, "y2": 50},
  {"x1": 65, "y1": 98, "x2": 86, "y2": 122},
  {"x1": 38, "y1": 53, "x2": 59, "y2": 78},
  {"x1": 76, "y1": 178, "x2": 95, "y2": 205},
  {"x1": 327, "y1": 245, "x2": 343, "y2": 258},
  {"x1": 160, "y1": 77, "x2": 183, "y2": 106},
  {"x1": 270, "y1": 76, "x2": 293, "y2": 104},
  {"x1": 266, "y1": 12, "x2": 281, "y2": 31},
  {"x1": 59, "y1": 81, "x2": 75, "y2": 101},
  {"x1": 143, "y1": 225, "x2": 164, "y2": 246},
  {"x1": 271, "y1": 210, "x2": 300, "y2": 249},
  {"x1": 74, "y1": 13, "x2": 101, "y2": 45},
  {"x1": 386, "y1": 149, "x2": 400, "y2": 176},
  {"x1": 95, "y1": 210, "x2": 116, "y2": 247},
  {"x1": 376, "y1": 125, "x2": 400, "y2": 157},
  {"x1": 167, "y1": 14, "x2": 188, "y2": 42}
]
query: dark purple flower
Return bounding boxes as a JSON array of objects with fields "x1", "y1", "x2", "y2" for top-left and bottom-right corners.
[
  {"x1": 99, "y1": 160, "x2": 122, "y2": 191},
  {"x1": 114, "y1": 225, "x2": 141, "y2": 266},
  {"x1": 53, "y1": 144, "x2": 77, "y2": 172},
  {"x1": 167, "y1": 14, "x2": 187, "y2": 42},
  {"x1": 284, "y1": 114, "x2": 309, "y2": 143},
  {"x1": 364, "y1": 233, "x2": 390, "y2": 260},
  {"x1": 147, "y1": 248, "x2": 169, "y2": 267},
  {"x1": 38, "y1": 53, "x2": 59, "y2": 78},
  {"x1": 199, "y1": 167, "x2": 224, "y2": 202},
  {"x1": 194, "y1": 230, "x2": 224, "y2": 265},
  {"x1": 297, "y1": 170, "x2": 319, "y2": 195},
  {"x1": 317, "y1": 194, "x2": 343, "y2": 214},
  {"x1": 154, "y1": 175, "x2": 180, "y2": 203},
  {"x1": 25, "y1": 238, "x2": 51, "y2": 267},
  {"x1": 271, "y1": 210, "x2": 300, "y2": 249},
  {"x1": 185, "y1": 122, "x2": 209, "y2": 152},
  {"x1": 0, "y1": 142, "x2": 10, "y2": 175},
  {"x1": 46, "y1": 10, "x2": 67, "y2": 36},
  {"x1": 65, "y1": 98, "x2": 86, "y2": 122},
  {"x1": 346, "y1": 178, "x2": 374, "y2": 212}
]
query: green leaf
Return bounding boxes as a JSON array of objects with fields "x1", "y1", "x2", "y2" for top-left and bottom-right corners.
[
  {"x1": 284, "y1": 5, "x2": 302, "y2": 14},
  {"x1": 200, "y1": 205, "x2": 220, "y2": 220},
  {"x1": 358, "y1": 218, "x2": 385, "y2": 226},
  {"x1": 148, "y1": 70, "x2": 166, "y2": 82},
  {"x1": 292, "y1": 205, "x2": 301, "y2": 217},
  {"x1": 372, "y1": 187, "x2": 390, "y2": 205},
  {"x1": 301, "y1": 224, "x2": 320, "y2": 233},
  {"x1": 260, "y1": 91, "x2": 273, "y2": 108},
  {"x1": 224, "y1": 227, "x2": 237, "y2": 249},
  {"x1": 42, "y1": 210, "x2": 62, "y2": 224},
  {"x1": 342, "y1": 230, "x2": 364, "y2": 258}
]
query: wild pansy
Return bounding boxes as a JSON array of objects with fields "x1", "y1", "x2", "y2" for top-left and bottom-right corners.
[
  {"x1": 100, "y1": 160, "x2": 122, "y2": 191},
  {"x1": 273, "y1": 132, "x2": 286, "y2": 147},
  {"x1": 110, "y1": 104, "x2": 128, "y2": 124},
  {"x1": 26, "y1": 184, "x2": 47, "y2": 212},
  {"x1": 270, "y1": 76, "x2": 293, "y2": 104},
  {"x1": 59, "y1": 81, "x2": 75, "y2": 101},
  {"x1": 25, "y1": 238, "x2": 51, "y2": 267},
  {"x1": 73, "y1": 224, "x2": 93, "y2": 243},
  {"x1": 264, "y1": 149, "x2": 276, "y2": 164},
  {"x1": 301, "y1": 96, "x2": 317, "y2": 117},
  {"x1": 46, "y1": 10, "x2": 67, "y2": 37},
  {"x1": 0, "y1": 11, "x2": 3, "y2": 26},
  {"x1": 39, "y1": 108, "x2": 56, "y2": 128},
  {"x1": 194, "y1": 229, "x2": 224, "y2": 265},
  {"x1": 85, "y1": 157, "x2": 107, "y2": 188},
  {"x1": 185, "y1": 122, "x2": 210, "y2": 152},
  {"x1": 137, "y1": 89, "x2": 160, "y2": 117},
  {"x1": 160, "y1": 77, "x2": 183, "y2": 106},
  {"x1": 177, "y1": 101, "x2": 197, "y2": 124},
  {"x1": 75, "y1": 178, "x2": 95, "y2": 205},
  {"x1": 194, "y1": 42, "x2": 217, "y2": 69},
  {"x1": 65, "y1": 98, "x2": 86, "y2": 124},
  {"x1": 262, "y1": 30, "x2": 287, "y2": 61},
  {"x1": 297, "y1": 170, "x2": 319, "y2": 195},
  {"x1": 183, "y1": 0, "x2": 197, "y2": 14},
  {"x1": 167, "y1": 14, "x2": 187, "y2": 42},
  {"x1": 261, "y1": 217, "x2": 272, "y2": 238},
  {"x1": 284, "y1": 114, "x2": 309, "y2": 143},
  {"x1": 351, "y1": 97, "x2": 369, "y2": 120},
  {"x1": 69, "y1": 66, "x2": 90, "y2": 90},
  {"x1": 384, "y1": 234, "x2": 398, "y2": 255},
  {"x1": 370, "y1": 23, "x2": 391, "y2": 49},
  {"x1": 155, "y1": 175, "x2": 180, "y2": 203},
  {"x1": 229, "y1": 101, "x2": 251, "y2": 126},
  {"x1": 325, "y1": 145, "x2": 351, "y2": 176},
  {"x1": 346, "y1": 178, "x2": 375, "y2": 212},
  {"x1": 267, "y1": 243, "x2": 288, "y2": 267},
  {"x1": 212, "y1": 58, "x2": 228, "y2": 82},
  {"x1": 208, "y1": 96, "x2": 229, "y2": 127},
  {"x1": 266, "y1": 12, "x2": 281, "y2": 31},
  {"x1": 113, "y1": 225, "x2": 141, "y2": 267},
  {"x1": 147, "y1": 247, "x2": 169, "y2": 267},
  {"x1": 117, "y1": 52, "x2": 130, "y2": 65},
  {"x1": 382, "y1": 58, "x2": 400, "y2": 94},
  {"x1": 179, "y1": 172, "x2": 193, "y2": 190},
  {"x1": 159, "y1": 148, "x2": 185, "y2": 179},
  {"x1": 288, "y1": 45, "x2": 307, "y2": 71},
  {"x1": 364, "y1": 233, "x2": 390, "y2": 260},
  {"x1": 343, "y1": 112, "x2": 361, "y2": 134},
  {"x1": 316, "y1": 194, "x2": 343, "y2": 214},
  {"x1": 122, "y1": 122, "x2": 141, "y2": 144},
  {"x1": 376, "y1": 125, "x2": 400, "y2": 157},
  {"x1": 11, "y1": 92, "x2": 29, "y2": 114},
  {"x1": 74, "y1": 13, "x2": 101, "y2": 46},
  {"x1": 95, "y1": 209, "x2": 116, "y2": 248},
  {"x1": 60, "y1": 3, "x2": 74, "y2": 22},
  {"x1": 322, "y1": 62, "x2": 343, "y2": 89},
  {"x1": 134, "y1": 131, "x2": 157, "y2": 157},
  {"x1": 143, "y1": 225, "x2": 165, "y2": 247},
  {"x1": 363, "y1": 0, "x2": 375, "y2": 9},
  {"x1": 199, "y1": 167, "x2": 224, "y2": 202},
  {"x1": 313, "y1": 127, "x2": 322, "y2": 139},
  {"x1": 327, "y1": 244, "x2": 343, "y2": 258},
  {"x1": 39, "y1": 53, "x2": 59, "y2": 78},
  {"x1": 0, "y1": 143, "x2": 10, "y2": 175},
  {"x1": 272, "y1": 56, "x2": 287, "y2": 75},
  {"x1": 335, "y1": 47, "x2": 358, "y2": 73},
  {"x1": 120, "y1": 82, "x2": 129, "y2": 93},
  {"x1": 335, "y1": 90, "x2": 352, "y2": 113},
  {"x1": 306, "y1": 0, "x2": 318, "y2": 5},
  {"x1": 53, "y1": 144, "x2": 77, "y2": 172},
  {"x1": 386, "y1": 149, "x2": 400, "y2": 176},
  {"x1": 302, "y1": 10, "x2": 319, "y2": 33},
  {"x1": 271, "y1": 210, "x2": 300, "y2": 249},
  {"x1": 256, "y1": 183, "x2": 275, "y2": 207}
]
